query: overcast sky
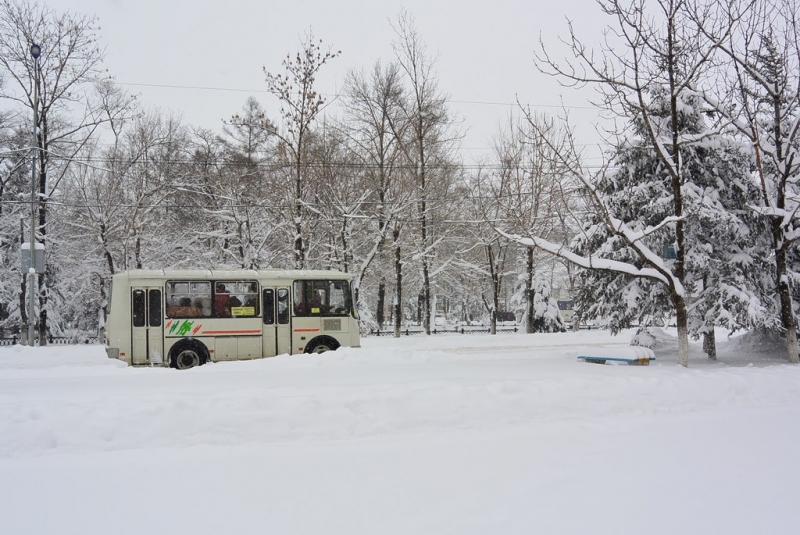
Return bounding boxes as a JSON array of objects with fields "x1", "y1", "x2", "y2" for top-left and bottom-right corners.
[{"x1": 49, "y1": 0, "x2": 606, "y2": 163}]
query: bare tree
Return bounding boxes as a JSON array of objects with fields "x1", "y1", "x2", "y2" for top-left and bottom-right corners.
[
  {"x1": 490, "y1": 111, "x2": 581, "y2": 333},
  {"x1": 462, "y1": 163, "x2": 515, "y2": 335},
  {"x1": 391, "y1": 10, "x2": 459, "y2": 335},
  {"x1": 114, "y1": 110, "x2": 191, "y2": 270},
  {"x1": 0, "y1": 0, "x2": 121, "y2": 342},
  {"x1": 341, "y1": 61, "x2": 413, "y2": 332},
  {"x1": 263, "y1": 31, "x2": 340, "y2": 269},
  {"x1": 209, "y1": 97, "x2": 283, "y2": 269},
  {"x1": 0, "y1": 119, "x2": 29, "y2": 332}
]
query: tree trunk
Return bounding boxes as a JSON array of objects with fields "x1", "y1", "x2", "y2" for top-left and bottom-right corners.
[
  {"x1": 786, "y1": 326, "x2": 799, "y2": 364},
  {"x1": 134, "y1": 233, "x2": 142, "y2": 269},
  {"x1": 294, "y1": 153, "x2": 305, "y2": 270},
  {"x1": 100, "y1": 223, "x2": 115, "y2": 275},
  {"x1": 775, "y1": 245, "x2": 800, "y2": 363},
  {"x1": 377, "y1": 279, "x2": 385, "y2": 329},
  {"x1": 37, "y1": 137, "x2": 48, "y2": 345},
  {"x1": 490, "y1": 289, "x2": 498, "y2": 335},
  {"x1": 294, "y1": 212, "x2": 304, "y2": 269},
  {"x1": 525, "y1": 247, "x2": 534, "y2": 334},
  {"x1": 38, "y1": 273, "x2": 47, "y2": 346},
  {"x1": 340, "y1": 217, "x2": 349, "y2": 274},
  {"x1": 237, "y1": 222, "x2": 246, "y2": 269},
  {"x1": 97, "y1": 274, "x2": 107, "y2": 341},
  {"x1": 393, "y1": 228, "x2": 402, "y2": 338},
  {"x1": 19, "y1": 276, "x2": 28, "y2": 344},
  {"x1": 419, "y1": 148, "x2": 432, "y2": 335},
  {"x1": 422, "y1": 249, "x2": 431, "y2": 335},
  {"x1": 485, "y1": 244, "x2": 498, "y2": 335},
  {"x1": 675, "y1": 295, "x2": 690, "y2": 367},
  {"x1": 703, "y1": 330, "x2": 717, "y2": 360}
]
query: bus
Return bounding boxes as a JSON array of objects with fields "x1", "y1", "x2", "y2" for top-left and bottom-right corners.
[
  {"x1": 105, "y1": 269, "x2": 360, "y2": 369},
  {"x1": 557, "y1": 300, "x2": 575, "y2": 324}
]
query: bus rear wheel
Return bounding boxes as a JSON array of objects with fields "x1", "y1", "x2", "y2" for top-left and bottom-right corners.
[{"x1": 171, "y1": 342, "x2": 207, "y2": 370}]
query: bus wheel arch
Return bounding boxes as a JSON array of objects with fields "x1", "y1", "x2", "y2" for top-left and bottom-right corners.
[
  {"x1": 170, "y1": 340, "x2": 209, "y2": 369},
  {"x1": 305, "y1": 336, "x2": 340, "y2": 354}
]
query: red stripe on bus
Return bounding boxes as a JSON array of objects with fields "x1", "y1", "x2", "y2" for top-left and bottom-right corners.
[
  {"x1": 200, "y1": 330, "x2": 262, "y2": 335},
  {"x1": 293, "y1": 328, "x2": 320, "y2": 333}
]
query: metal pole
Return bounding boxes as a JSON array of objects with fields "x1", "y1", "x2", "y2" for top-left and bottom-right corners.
[{"x1": 28, "y1": 44, "x2": 40, "y2": 346}]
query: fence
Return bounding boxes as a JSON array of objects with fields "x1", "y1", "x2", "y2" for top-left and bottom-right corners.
[
  {"x1": 369, "y1": 325, "x2": 519, "y2": 336},
  {"x1": 0, "y1": 336, "x2": 99, "y2": 346}
]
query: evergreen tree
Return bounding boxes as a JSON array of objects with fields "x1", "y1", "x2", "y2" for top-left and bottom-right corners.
[
  {"x1": 574, "y1": 92, "x2": 767, "y2": 357},
  {"x1": 531, "y1": 274, "x2": 565, "y2": 333}
]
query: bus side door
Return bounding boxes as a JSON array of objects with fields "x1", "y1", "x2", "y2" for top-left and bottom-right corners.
[
  {"x1": 131, "y1": 287, "x2": 164, "y2": 366},
  {"x1": 262, "y1": 288, "x2": 291, "y2": 357}
]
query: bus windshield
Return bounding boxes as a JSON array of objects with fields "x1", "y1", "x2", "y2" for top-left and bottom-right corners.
[{"x1": 293, "y1": 280, "x2": 351, "y2": 317}]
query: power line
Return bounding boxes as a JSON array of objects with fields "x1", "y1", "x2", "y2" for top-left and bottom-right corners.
[
  {"x1": 42, "y1": 153, "x2": 610, "y2": 171},
  {"x1": 115, "y1": 81, "x2": 598, "y2": 111},
  {"x1": 0, "y1": 192, "x2": 586, "y2": 210},
  {"x1": 1, "y1": 181, "x2": 589, "y2": 210}
]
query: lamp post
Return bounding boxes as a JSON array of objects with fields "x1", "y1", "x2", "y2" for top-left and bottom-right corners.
[{"x1": 28, "y1": 43, "x2": 40, "y2": 345}]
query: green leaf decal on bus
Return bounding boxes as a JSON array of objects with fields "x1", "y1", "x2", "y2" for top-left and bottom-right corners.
[{"x1": 176, "y1": 321, "x2": 194, "y2": 336}]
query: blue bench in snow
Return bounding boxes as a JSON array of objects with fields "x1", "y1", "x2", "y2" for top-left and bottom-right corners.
[{"x1": 577, "y1": 347, "x2": 655, "y2": 366}]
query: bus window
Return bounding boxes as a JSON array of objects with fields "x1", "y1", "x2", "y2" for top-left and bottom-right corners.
[
  {"x1": 148, "y1": 289, "x2": 162, "y2": 327},
  {"x1": 329, "y1": 281, "x2": 349, "y2": 314},
  {"x1": 166, "y1": 281, "x2": 211, "y2": 318},
  {"x1": 132, "y1": 289, "x2": 146, "y2": 327},
  {"x1": 263, "y1": 289, "x2": 275, "y2": 325},
  {"x1": 277, "y1": 288, "x2": 289, "y2": 324},
  {"x1": 164, "y1": 280, "x2": 259, "y2": 319},
  {"x1": 214, "y1": 282, "x2": 230, "y2": 316},
  {"x1": 212, "y1": 280, "x2": 259, "y2": 318}
]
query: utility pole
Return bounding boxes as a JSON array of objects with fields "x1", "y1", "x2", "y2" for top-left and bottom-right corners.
[{"x1": 27, "y1": 43, "x2": 41, "y2": 345}]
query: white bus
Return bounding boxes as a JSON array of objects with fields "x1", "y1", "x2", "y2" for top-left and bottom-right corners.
[
  {"x1": 105, "y1": 269, "x2": 360, "y2": 369},
  {"x1": 557, "y1": 300, "x2": 575, "y2": 324}
]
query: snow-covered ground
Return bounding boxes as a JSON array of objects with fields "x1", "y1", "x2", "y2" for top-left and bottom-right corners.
[{"x1": 1, "y1": 328, "x2": 799, "y2": 534}]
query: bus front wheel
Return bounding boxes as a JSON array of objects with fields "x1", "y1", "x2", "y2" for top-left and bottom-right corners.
[
  {"x1": 171, "y1": 342, "x2": 207, "y2": 370},
  {"x1": 305, "y1": 336, "x2": 340, "y2": 354}
]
